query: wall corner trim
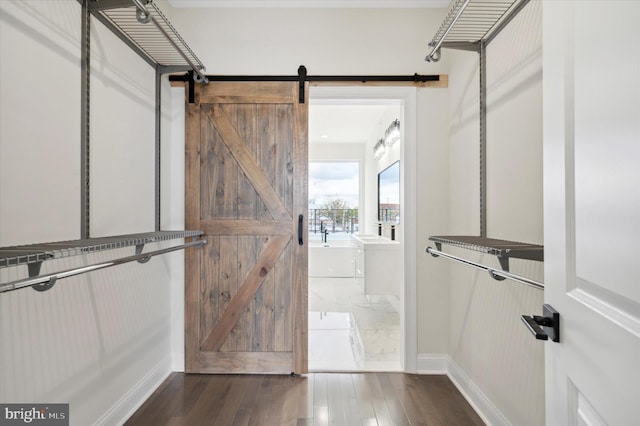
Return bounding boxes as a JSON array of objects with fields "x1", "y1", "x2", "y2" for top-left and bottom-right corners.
[
  {"x1": 94, "y1": 357, "x2": 172, "y2": 425},
  {"x1": 417, "y1": 354, "x2": 510, "y2": 426}
]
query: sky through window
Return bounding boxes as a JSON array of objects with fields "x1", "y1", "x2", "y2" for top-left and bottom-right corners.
[{"x1": 309, "y1": 162, "x2": 359, "y2": 208}]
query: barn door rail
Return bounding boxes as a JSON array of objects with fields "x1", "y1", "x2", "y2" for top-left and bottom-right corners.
[
  {"x1": 169, "y1": 68, "x2": 445, "y2": 104},
  {"x1": 425, "y1": 244, "x2": 544, "y2": 290},
  {"x1": 0, "y1": 231, "x2": 206, "y2": 294}
]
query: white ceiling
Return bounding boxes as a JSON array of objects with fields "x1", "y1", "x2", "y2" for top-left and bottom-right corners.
[
  {"x1": 309, "y1": 104, "x2": 397, "y2": 145},
  {"x1": 168, "y1": 0, "x2": 449, "y2": 8}
]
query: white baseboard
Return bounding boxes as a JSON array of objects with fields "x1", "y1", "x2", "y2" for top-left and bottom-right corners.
[
  {"x1": 417, "y1": 354, "x2": 509, "y2": 426},
  {"x1": 172, "y1": 353, "x2": 185, "y2": 372},
  {"x1": 416, "y1": 353, "x2": 448, "y2": 374},
  {"x1": 94, "y1": 358, "x2": 171, "y2": 426}
]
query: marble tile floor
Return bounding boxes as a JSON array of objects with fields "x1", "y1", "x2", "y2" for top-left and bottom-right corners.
[{"x1": 308, "y1": 277, "x2": 401, "y2": 372}]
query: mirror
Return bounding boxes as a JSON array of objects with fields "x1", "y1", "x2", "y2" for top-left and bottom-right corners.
[{"x1": 378, "y1": 161, "x2": 400, "y2": 223}]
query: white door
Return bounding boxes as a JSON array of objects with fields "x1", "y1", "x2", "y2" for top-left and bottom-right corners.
[{"x1": 543, "y1": 1, "x2": 640, "y2": 425}]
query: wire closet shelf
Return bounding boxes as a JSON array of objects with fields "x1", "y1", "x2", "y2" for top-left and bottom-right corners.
[
  {"x1": 90, "y1": 0, "x2": 208, "y2": 81},
  {"x1": 425, "y1": 236, "x2": 544, "y2": 289},
  {"x1": 425, "y1": 0, "x2": 528, "y2": 62},
  {"x1": 0, "y1": 231, "x2": 206, "y2": 293}
]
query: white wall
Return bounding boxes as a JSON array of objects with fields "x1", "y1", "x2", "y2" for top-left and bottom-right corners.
[
  {"x1": 415, "y1": 87, "x2": 450, "y2": 358},
  {"x1": 309, "y1": 141, "x2": 365, "y2": 161},
  {"x1": 0, "y1": 1, "x2": 176, "y2": 424},
  {"x1": 165, "y1": 86, "x2": 187, "y2": 372},
  {"x1": 442, "y1": 1, "x2": 545, "y2": 424},
  {"x1": 0, "y1": 0, "x2": 80, "y2": 245},
  {"x1": 168, "y1": 6, "x2": 449, "y2": 76},
  {"x1": 90, "y1": 15, "x2": 156, "y2": 236},
  {"x1": 486, "y1": 2, "x2": 543, "y2": 242}
]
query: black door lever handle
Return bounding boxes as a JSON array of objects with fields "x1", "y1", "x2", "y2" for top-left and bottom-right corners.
[{"x1": 521, "y1": 304, "x2": 560, "y2": 342}]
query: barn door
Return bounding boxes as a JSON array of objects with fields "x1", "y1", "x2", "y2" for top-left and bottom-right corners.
[{"x1": 185, "y1": 81, "x2": 308, "y2": 374}]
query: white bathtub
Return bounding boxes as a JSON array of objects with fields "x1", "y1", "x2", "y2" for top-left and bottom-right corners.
[{"x1": 308, "y1": 239, "x2": 355, "y2": 277}]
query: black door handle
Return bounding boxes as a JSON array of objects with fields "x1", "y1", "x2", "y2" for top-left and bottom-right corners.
[
  {"x1": 521, "y1": 304, "x2": 560, "y2": 342},
  {"x1": 298, "y1": 214, "x2": 304, "y2": 246}
]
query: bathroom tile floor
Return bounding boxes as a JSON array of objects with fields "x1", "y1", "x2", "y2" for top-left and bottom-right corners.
[{"x1": 308, "y1": 277, "x2": 401, "y2": 372}]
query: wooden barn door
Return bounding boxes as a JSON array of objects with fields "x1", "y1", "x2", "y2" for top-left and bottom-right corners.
[{"x1": 185, "y1": 81, "x2": 308, "y2": 374}]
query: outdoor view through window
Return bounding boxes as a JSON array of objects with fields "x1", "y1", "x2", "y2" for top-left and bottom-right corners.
[{"x1": 309, "y1": 162, "x2": 359, "y2": 241}]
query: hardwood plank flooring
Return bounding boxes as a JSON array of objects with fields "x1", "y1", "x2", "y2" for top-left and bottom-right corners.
[{"x1": 126, "y1": 373, "x2": 484, "y2": 426}]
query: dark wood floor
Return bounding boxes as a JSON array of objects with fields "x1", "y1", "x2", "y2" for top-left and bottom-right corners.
[{"x1": 126, "y1": 372, "x2": 484, "y2": 425}]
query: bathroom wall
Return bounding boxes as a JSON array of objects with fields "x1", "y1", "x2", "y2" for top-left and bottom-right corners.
[
  {"x1": 366, "y1": 106, "x2": 402, "y2": 238},
  {"x1": 0, "y1": 1, "x2": 179, "y2": 424},
  {"x1": 442, "y1": 1, "x2": 545, "y2": 424}
]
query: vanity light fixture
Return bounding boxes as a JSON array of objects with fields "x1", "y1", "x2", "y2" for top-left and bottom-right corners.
[
  {"x1": 385, "y1": 119, "x2": 401, "y2": 147},
  {"x1": 373, "y1": 119, "x2": 400, "y2": 159},
  {"x1": 373, "y1": 138, "x2": 386, "y2": 160}
]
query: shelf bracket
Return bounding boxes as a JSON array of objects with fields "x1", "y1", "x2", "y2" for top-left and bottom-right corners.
[
  {"x1": 29, "y1": 261, "x2": 56, "y2": 292},
  {"x1": 135, "y1": 244, "x2": 152, "y2": 264},
  {"x1": 489, "y1": 269, "x2": 506, "y2": 281},
  {"x1": 497, "y1": 256, "x2": 510, "y2": 272},
  {"x1": 32, "y1": 277, "x2": 57, "y2": 293},
  {"x1": 27, "y1": 262, "x2": 43, "y2": 278}
]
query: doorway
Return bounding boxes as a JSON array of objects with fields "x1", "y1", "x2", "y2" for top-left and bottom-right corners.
[{"x1": 307, "y1": 86, "x2": 418, "y2": 372}]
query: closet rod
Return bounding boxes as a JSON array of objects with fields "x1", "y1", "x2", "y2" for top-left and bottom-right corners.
[
  {"x1": 0, "y1": 239, "x2": 206, "y2": 294},
  {"x1": 425, "y1": 246, "x2": 544, "y2": 290}
]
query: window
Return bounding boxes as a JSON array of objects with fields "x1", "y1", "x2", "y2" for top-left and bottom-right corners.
[{"x1": 308, "y1": 162, "x2": 359, "y2": 240}]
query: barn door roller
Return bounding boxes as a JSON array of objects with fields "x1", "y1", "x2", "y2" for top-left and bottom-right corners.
[{"x1": 298, "y1": 65, "x2": 307, "y2": 104}]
